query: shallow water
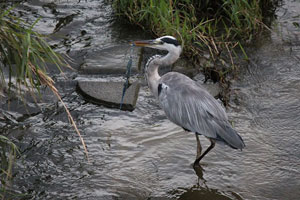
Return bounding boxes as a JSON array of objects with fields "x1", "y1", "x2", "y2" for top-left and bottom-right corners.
[{"x1": 1, "y1": 0, "x2": 300, "y2": 199}]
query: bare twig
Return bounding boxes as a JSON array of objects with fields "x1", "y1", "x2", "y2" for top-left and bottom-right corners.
[
  {"x1": 225, "y1": 42, "x2": 234, "y2": 66},
  {"x1": 28, "y1": 63, "x2": 89, "y2": 160}
]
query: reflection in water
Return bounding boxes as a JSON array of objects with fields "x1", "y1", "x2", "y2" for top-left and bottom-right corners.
[
  {"x1": 171, "y1": 166, "x2": 243, "y2": 200},
  {"x1": 176, "y1": 186, "x2": 238, "y2": 200},
  {"x1": 169, "y1": 166, "x2": 242, "y2": 200}
]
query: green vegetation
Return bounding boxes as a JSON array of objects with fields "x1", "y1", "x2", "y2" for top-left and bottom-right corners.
[
  {"x1": 0, "y1": 7, "x2": 88, "y2": 198},
  {"x1": 113, "y1": 0, "x2": 277, "y2": 80},
  {"x1": 0, "y1": 136, "x2": 18, "y2": 199},
  {"x1": 0, "y1": 7, "x2": 68, "y2": 96}
]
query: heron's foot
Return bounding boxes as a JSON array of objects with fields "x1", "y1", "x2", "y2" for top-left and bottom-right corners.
[
  {"x1": 192, "y1": 163, "x2": 205, "y2": 180},
  {"x1": 193, "y1": 161, "x2": 201, "y2": 168}
]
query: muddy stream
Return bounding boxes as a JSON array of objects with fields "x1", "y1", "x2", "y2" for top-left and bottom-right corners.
[{"x1": 1, "y1": 0, "x2": 300, "y2": 199}]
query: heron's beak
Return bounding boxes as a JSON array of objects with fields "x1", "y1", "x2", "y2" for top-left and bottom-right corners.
[{"x1": 132, "y1": 39, "x2": 158, "y2": 47}]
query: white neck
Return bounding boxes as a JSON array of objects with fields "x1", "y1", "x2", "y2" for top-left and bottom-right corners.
[
  {"x1": 146, "y1": 49, "x2": 181, "y2": 98},
  {"x1": 160, "y1": 51, "x2": 180, "y2": 66}
]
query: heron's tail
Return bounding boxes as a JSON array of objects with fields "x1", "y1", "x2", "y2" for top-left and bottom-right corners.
[{"x1": 212, "y1": 121, "x2": 245, "y2": 150}]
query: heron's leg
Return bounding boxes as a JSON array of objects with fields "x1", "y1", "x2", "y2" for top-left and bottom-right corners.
[
  {"x1": 195, "y1": 133, "x2": 202, "y2": 159},
  {"x1": 193, "y1": 138, "x2": 215, "y2": 167}
]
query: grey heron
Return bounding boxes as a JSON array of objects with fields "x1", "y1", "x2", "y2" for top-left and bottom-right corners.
[{"x1": 133, "y1": 36, "x2": 245, "y2": 167}]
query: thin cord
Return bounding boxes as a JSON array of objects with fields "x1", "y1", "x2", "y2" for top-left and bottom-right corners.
[{"x1": 120, "y1": 44, "x2": 134, "y2": 110}]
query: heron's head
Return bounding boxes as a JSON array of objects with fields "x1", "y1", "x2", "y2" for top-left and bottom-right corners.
[{"x1": 133, "y1": 36, "x2": 182, "y2": 56}]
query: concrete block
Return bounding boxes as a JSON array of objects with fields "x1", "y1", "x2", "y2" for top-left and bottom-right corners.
[{"x1": 77, "y1": 80, "x2": 140, "y2": 111}]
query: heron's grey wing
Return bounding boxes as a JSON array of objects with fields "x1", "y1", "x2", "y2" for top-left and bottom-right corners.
[{"x1": 158, "y1": 72, "x2": 245, "y2": 149}]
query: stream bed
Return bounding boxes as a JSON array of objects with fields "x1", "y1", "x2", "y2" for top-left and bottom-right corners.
[{"x1": 1, "y1": 0, "x2": 300, "y2": 199}]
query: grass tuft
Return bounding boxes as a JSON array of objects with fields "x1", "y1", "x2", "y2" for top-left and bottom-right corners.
[
  {"x1": 0, "y1": 135, "x2": 18, "y2": 200},
  {"x1": 112, "y1": 0, "x2": 277, "y2": 72}
]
